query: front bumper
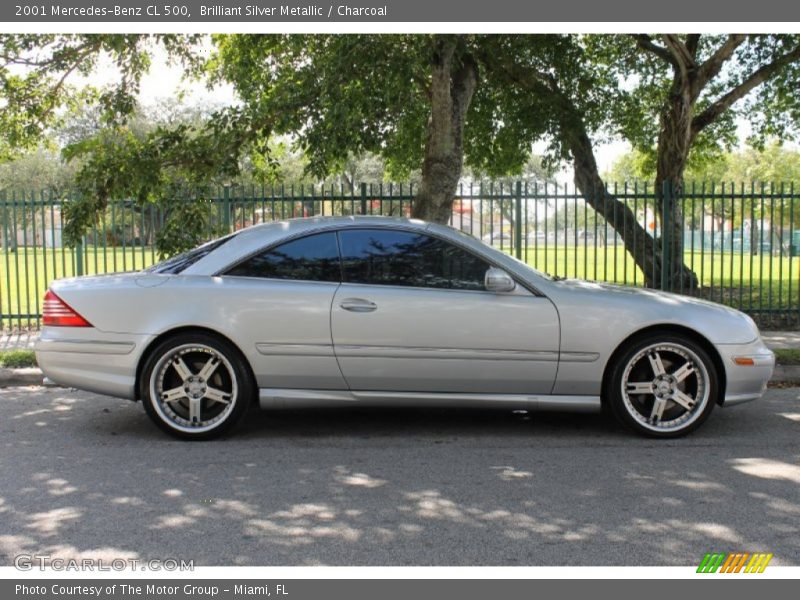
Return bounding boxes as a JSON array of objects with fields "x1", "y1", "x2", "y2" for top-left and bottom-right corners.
[{"x1": 716, "y1": 337, "x2": 775, "y2": 406}]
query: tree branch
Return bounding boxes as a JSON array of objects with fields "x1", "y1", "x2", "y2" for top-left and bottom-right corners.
[
  {"x1": 34, "y1": 43, "x2": 102, "y2": 129},
  {"x1": 474, "y1": 46, "x2": 552, "y2": 97},
  {"x1": 632, "y1": 34, "x2": 676, "y2": 66},
  {"x1": 685, "y1": 34, "x2": 701, "y2": 58},
  {"x1": 692, "y1": 42, "x2": 800, "y2": 135},
  {"x1": 694, "y1": 34, "x2": 747, "y2": 89},
  {"x1": 0, "y1": 39, "x2": 101, "y2": 70},
  {"x1": 662, "y1": 34, "x2": 696, "y2": 81}
]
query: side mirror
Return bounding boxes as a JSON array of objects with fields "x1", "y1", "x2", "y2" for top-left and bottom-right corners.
[{"x1": 484, "y1": 267, "x2": 516, "y2": 293}]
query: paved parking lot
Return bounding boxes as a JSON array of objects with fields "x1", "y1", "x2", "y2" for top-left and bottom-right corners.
[{"x1": 0, "y1": 385, "x2": 798, "y2": 566}]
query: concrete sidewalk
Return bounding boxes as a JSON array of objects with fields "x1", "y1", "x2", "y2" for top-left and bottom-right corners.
[
  {"x1": 5, "y1": 329, "x2": 799, "y2": 352},
  {"x1": 760, "y1": 331, "x2": 800, "y2": 349},
  {"x1": 0, "y1": 331, "x2": 37, "y2": 351}
]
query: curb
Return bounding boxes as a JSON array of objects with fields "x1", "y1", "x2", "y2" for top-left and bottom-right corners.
[
  {"x1": 2, "y1": 366, "x2": 800, "y2": 389},
  {"x1": 0, "y1": 367, "x2": 46, "y2": 387},
  {"x1": 770, "y1": 365, "x2": 800, "y2": 382}
]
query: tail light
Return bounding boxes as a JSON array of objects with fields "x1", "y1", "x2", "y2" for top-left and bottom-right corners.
[{"x1": 42, "y1": 290, "x2": 92, "y2": 327}]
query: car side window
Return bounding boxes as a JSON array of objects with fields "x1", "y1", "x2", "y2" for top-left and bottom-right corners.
[
  {"x1": 338, "y1": 229, "x2": 489, "y2": 291},
  {"x1": 225, "y1": 231, "x2": 341, "y2": 282}
]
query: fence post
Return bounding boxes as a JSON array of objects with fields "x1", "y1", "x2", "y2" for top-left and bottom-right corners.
[
  {"x1": 75, "y1": 238, "x2": 84, "y2": 277},
  {"x1": 514, "y1": 181, "x2": 523, "y2": 260},
  {"x1": 660, "y1": 180, "x2": 673, "y2": 292},
  {"x1": 360, "y1": 183, "x2": 368, "y2": 215},
  {"x1": 0, "y1": 190, "x2": 6, "y2": 252},
  {"x1": 223, "y1": 186, "x2": 231, "y2": 232}
]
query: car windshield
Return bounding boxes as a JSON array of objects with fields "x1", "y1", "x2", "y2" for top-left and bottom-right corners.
[
  {"x1": 455, "y1": 227, "x2": 555, "y2": 281},
  {"x1": 145, "y1": 233, "x2": 237, "y2": 274},
  {"x1": 503, "y1": 252, "x2": 557, "y2": 281}
]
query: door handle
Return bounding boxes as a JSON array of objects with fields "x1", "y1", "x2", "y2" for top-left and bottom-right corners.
[{"x1": 339, "y1": 298, "x2": 377, "y2": 312}]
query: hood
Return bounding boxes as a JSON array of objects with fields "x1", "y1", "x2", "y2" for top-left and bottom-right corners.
[{"x1": 554, "y1": 279, "x2": 744, "y2": 314}]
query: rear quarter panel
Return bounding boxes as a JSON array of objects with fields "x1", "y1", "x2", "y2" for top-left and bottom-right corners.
[{"x1": 51, "y1": 273, "x2": 346, "y2": 390}]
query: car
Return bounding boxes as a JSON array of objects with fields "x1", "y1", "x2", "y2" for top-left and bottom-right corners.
[
  {"x1": 35, "y1": 216, "x2": 774, "y2": 440},
  {"x1": 481, "y1": 232, "x2": 513, "y2": 245},
  {"x1": 526, "y1": 231, "x2": 547, "y2": 243}
]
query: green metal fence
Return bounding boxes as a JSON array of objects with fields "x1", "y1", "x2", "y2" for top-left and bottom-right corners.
[{"x1": 1, "y1": 181, "x2": 798, "y2": 331}]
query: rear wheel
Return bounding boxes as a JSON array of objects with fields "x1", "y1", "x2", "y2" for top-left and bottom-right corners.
[
  {"x1": 606, "y1": 333, "x2": 718, "y2": 438},
  {"x1": 140, "y1": 333, "x2": 253, "y2": 440}
]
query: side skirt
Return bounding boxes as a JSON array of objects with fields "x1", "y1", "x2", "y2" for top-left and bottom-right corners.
[{"x1": 258, "y1": 388, "x2": 601, "y2": 413}]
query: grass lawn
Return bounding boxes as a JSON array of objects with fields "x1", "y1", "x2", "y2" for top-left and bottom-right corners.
[
  {"x1": 1, "y1": 246, "x2": 158, "y2": 328},
  {"x1": 0, "y1": 348, "x2": 36, "y2": 368},
  {"x1": 773, "y1": 348, "x2": 800, "y2": 365},
  {"x1": 1, "y1": 243, "x2": 798, "y2": 329},
  {"x1": 517, "y1": 246, "x2": 799, "y2": 313}
]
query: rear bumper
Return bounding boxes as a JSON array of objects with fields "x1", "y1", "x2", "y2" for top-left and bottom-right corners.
[
  {"x1": 716, "y1": 338, "x2": 775, "y2": 407},
  {"x1": 34, "y1": 328, "x2": 152, "y2": 400}
]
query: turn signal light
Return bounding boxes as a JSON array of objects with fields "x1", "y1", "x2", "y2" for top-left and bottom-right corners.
[
  {"x1": 733, "y1": 357, "x2": 755, "y2": 366},
  {"x1": 42, "y1": 290, "x2": 92, "y2": 327}
]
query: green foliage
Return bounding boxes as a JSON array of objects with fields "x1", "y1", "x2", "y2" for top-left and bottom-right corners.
[
  {"x1": 603, "y1": 148, "x2": 652, "y2": 183},
  {"x1": 154, "y1": 198, "x2": 222, "y2": 256},
  {"x1": 0, "y1": 34, "x2": 213, "y2": 254},
  {"x1": 467, "y1": 35, "x2": 622, "y2": 172},
  {"x1": 211, "y1": 34, "x2": 434, "y2": 178},
  {"x1": 606, "y1": 142, "x2": 800, "y2": 183},
  {"x1": 0, "y1": 349, "x2": 37, "y2": 368},
  {"x1": 604, "y1": 143, "x2": 800, "y2": 228},
  {"x1": 5, "y1": 33, "x2": 800, "y2": 261},
  {"x1": 467, "y1": 156, "x2": 558, "y2": 188},
  {"x1": 0, "y1": 34, "x2": 202, "y2": 159},
  {"x1": 61, "y1": 104, "x2": 262, "y2": 250},
  {"x1": 589, "y1": 35, "x2": 800, "y2": 166},
  {"x1": 0, "y1": 147, "x2": 77, "y2": 192}
]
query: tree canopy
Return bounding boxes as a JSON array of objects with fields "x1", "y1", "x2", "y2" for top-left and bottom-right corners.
[
  {"x1": 607, "y1": 142, "x2": 800, "y2": 184},
  {"x1": 2, "y1": 33, "x2": 800, "y2": 284},
  {"x1": 0, "y1": 34, "x2": 201, "y2": 158}
]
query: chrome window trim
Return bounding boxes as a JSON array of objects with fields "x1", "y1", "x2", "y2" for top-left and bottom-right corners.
[
  {"x1": 216, "y1": 228, "x2": 343, "y2": 283},
  {"x1": 214, "y1": 222, "x2": 546, "y2": 297}
]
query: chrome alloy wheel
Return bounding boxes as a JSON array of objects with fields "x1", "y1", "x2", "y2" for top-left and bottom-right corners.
[
  {"x1": 149, "y1": 343, "x2": 238, "y2": 434},
  {"x1": 620, "y1": 342, "x2": 711, "y2": 434}
]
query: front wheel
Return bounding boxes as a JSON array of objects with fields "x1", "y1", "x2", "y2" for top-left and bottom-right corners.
[
  {"x1": 605, "y1": 333, "x2": 718, "y2": 438},
  {"x1": 140, "y1": 333, "x2": 254, "y2": 440}
]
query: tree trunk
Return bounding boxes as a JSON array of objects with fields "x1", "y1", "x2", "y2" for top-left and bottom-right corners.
[
  {"x1": 476, "y1": 44, "x2": 702, "y2": 291},
  {"x1": 411, "y1": 37, "x2": 478, "y2": 223},
  {"x1": 653, "y1": 80, "x2": 700, "y2": 291},
  {"x1": 562, "y1": 113, "x2": 663, "y2": 286}
]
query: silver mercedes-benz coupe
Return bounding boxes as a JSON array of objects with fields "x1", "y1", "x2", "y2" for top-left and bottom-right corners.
[{"x1": 35, "y1": 216, "x2": 774, "y2": 440}]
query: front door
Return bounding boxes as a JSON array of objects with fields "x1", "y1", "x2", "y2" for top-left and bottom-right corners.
[{"x1": 330, "y1": 228, "x2": 560, "y2": 394}]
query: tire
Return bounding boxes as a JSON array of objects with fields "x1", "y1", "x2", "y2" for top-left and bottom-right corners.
[
  {"x1": 605, "y1": 332, "x2": 718, "y2": 438},
  {"x1": 140, "y1": 332, "x2": 254, "y2": 440}
]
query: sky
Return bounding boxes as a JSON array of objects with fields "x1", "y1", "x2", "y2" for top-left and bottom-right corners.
[{"x1": 89, "y1": 40, "x2": 237, "y2": 106}]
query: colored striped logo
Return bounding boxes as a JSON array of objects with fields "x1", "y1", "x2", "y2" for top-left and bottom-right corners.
[{"x1": 697, "y1": 552, "x2": 773, "y2": 573}]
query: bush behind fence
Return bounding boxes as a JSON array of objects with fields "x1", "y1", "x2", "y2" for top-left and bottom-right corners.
[{"x1": 1, "y1": 181, "x2": 799, "y2": 331}]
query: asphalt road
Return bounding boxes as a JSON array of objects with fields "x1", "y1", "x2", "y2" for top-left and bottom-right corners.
[{"x1": 0, "y1": 386, "x2": 798, "y2": 567}]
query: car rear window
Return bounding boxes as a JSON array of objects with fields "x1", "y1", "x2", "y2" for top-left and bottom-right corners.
[
  {"x1": 146, "y1": 234, "x2": 236, "y2": 275},
  {"x1": 225, "y1": 232, "x2": 341, "y2": 282}
]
